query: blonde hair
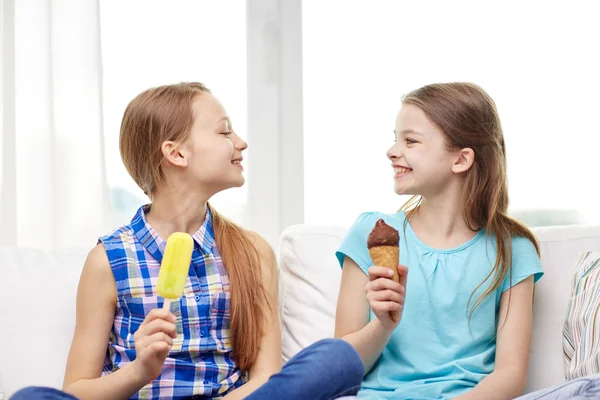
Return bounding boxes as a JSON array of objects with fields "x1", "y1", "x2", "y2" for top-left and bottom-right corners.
[
  {"x1": 120, "y1": 82, "x2": 270, "y2": 371},
  {"x1": 400, "y1": 82, "x2": 540, "y2": 319}
]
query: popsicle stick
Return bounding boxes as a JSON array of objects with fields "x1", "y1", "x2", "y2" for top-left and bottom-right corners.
[{"x1": 163, "y1": 298, "x2": 171, "y2": 310}]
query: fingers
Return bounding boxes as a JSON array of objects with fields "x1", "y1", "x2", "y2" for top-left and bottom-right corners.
[
  {"x1": 366, "y1": 265, "x2": 409, "y2": 324},
  {"x1": 148, "y1": 331, "x2": 174, "y2": 347},
  {"x1": 143, "y1": 337, "x2": 171, "y2": 363},
  {"x1": 365, "y1": 277, "x2": 405, "y2": 297},
  {"x1": 368, "y1": 289, "x2": 404, "y2": 304},
  {"x1": 135, "y1": 309, "x2": 178, "y2": 344},
  {"x1": 368, "y1": 266, "x2": 395, "y2": 280},
  {"x1": 369, "y1": 265, "x2": 408, "y2": 286},
  {"x1": 370, "y1": 299, "x2": 403, "y2": 313},
  {"x1": 367, "y1": 287, "x2": 405, "y2": 313},
  {"x1": 141, "y1": 318, "x2": 177, "y2": 339},
  {"x1": 139, "y1": 308, "x2": 176, "y2": 329},
  {"x1": 137, "y1": 331, "x2": 174, "y2": 349},
  {"x1": 149, "y1": 341, "x2": 171, "y2": 357}
]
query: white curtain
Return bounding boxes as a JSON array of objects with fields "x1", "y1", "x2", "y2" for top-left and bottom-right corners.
[{"x1": 0, "y1": 0, "x2": 109, "y2": 250}]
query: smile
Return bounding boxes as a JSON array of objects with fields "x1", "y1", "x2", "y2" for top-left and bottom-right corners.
[
  {"x1": 232, "y1": 160, "x2": 243, "y2": 170},
  {"x1": 394, "y1": 166, "x2": 411, "y2": 178}
]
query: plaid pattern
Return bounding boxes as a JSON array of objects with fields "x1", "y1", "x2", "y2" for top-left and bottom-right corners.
[{"x1": 99, "y1": 205, "x2": 243, "y2": 399}]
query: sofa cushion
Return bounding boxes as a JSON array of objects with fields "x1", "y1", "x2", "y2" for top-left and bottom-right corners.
[
  {"x1": 278, "y1": 225, "x2": 347, "y2": 363},
  {"x1": 563, "y1": 251, "x2": 600, "y2": 379},
  {"x1": 0, "y1": 247, "x2": 87, "y2": 397}
]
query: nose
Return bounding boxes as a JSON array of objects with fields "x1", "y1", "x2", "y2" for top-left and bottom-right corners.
[
  {"x1": 234, "y1": 133, "x2": 248, "y2": 151},
  {"x1": 386, "y1": 142, "x2": 401, "y2": 161}
]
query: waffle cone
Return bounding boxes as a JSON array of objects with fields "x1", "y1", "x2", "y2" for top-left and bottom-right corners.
[
  {"x1": 368, "y1": 245, "x2": 399, "y2": 283},
  {"x1": 369, "y1": 245, "x2": 400, "y2": 322}
]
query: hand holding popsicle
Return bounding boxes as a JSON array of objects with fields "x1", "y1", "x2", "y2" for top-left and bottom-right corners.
[
  {"x1": 131, "y1": 232, "x2": 194, "y2": 384},
  {"x1": 132, "y1": 308, "x2": 178, "y2": 383}
]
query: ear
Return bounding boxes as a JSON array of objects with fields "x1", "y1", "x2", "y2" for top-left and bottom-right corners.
[
  {"x1": 451, "y1": 148, "x2": 474, "y2": 174},
  {"x1": 161, "y1": 140, "x2": 189, "y2": 168}
]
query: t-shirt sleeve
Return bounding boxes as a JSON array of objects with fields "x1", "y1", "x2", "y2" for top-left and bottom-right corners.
[
  {"x1": 335, "y1": 212, "x2": 379, "y2": 275},
  {"x1": 501, "y1": 236, "x2": 544, "y2": 292}
]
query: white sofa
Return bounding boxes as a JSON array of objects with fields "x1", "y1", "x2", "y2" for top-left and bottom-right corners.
[{"x1": 1, "y1": 224, "x2": 600, "y2": 398}]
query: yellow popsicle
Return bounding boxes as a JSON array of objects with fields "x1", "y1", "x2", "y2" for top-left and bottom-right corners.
[{"x1": 157, "y1": 232, "x2": 194, "y2": 309}]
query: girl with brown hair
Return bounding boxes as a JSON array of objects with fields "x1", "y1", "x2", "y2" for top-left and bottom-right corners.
[
  {"x1": 10, "y1": 82, "x2": 363, "y2": 400},
  {"x1": 335, "y1": 82, "x2": 545, "y2": 399}
]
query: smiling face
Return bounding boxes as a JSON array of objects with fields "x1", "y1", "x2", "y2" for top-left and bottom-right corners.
[
  {"x1": 158, "y1": 92, "x2": 248, "y2": 196},
  {"x1": 183, "y1": 93, "x2": 248, "y2": 192},
  {"x1": 387, "y1": 104, "x2": 466, "y2": 197}
]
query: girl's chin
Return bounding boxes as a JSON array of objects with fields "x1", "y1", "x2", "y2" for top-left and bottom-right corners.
[
  {"x1": 393, "y1": 185, "x2": 411, "y2": 196},
  {"x1": 228, "y1": 176, "x2": 245, "y2": 189}
]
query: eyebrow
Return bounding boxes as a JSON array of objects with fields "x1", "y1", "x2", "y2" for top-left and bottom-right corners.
[
  {"x1": 394, "y1": 129, "x2": 424, "y2": 136},
  {"x1": 217, "y1": 116, "x2": 232, "y2": 129}
]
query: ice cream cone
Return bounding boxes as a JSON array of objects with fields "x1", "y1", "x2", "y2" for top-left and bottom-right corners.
[
  {"x1": 368, "y1": 245, "x2": 400, "y2": 322},
  {"x1": 367, "y1": 219, "x2": 401, "y2": 323},
  {"x1": 368, "y1": 245, "x2": 400, "y2": 283}
]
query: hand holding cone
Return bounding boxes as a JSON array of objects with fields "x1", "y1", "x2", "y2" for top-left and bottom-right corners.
[{"x1": 367, "y1": 219, "x2": 401, "y2": 322}]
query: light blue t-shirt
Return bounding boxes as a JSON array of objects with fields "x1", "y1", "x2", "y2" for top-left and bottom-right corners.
[{"x1": 336, "y1": 211, "x2": 544, "y2": 400}]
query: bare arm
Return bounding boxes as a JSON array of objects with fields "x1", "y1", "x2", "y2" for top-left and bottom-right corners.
[
  {"x1": 334, "y1": 257, "x2": 406, "y2": 374},
  {"x1": 223, "y1": 232, "x2": 282, "y2": 399},
  {"x1": 62, "y1": 244, "x2": 147, "y2": 400},
  {"x1": 455, "y1": 276, "x2": 535, "y2": 400}
]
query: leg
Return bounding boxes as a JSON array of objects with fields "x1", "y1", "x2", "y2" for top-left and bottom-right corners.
[
  {"x1": 515, "y1": 374, "x2": 600, "y2": 400},
  {"x1": 246, "y1": 338, "x2": 364, "y2": 400},
  {"x1": 9, "y1": 387, "x2": 79, "y2": 400}
]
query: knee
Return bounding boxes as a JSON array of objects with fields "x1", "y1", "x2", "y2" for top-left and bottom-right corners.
[
  {"x1": 579, "y1": 374, "x2": 600, "y2": 397},
  {"x1": 312, "y1": 338, "x2": 357, "y2": 357},
  {"x1": 311, "y1": 338, "x2": 365, "y2": 378},
  {"x1": 10, "y1": 387, "x2": 45, "y2": 400},
  {"x1": 9, "y1": 386, "x2": 75, "y2": 400}
]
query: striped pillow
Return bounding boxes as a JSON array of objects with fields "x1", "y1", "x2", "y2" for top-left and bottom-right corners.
[{"x1": 563, "y1": 251, "x2": 600, "y2": 379}]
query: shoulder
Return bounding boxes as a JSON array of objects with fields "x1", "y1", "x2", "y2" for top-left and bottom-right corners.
[
  {"x1": 97, "y1": 224, "x2": 137, "y2": 268},
  {"x1": 501, "y1": 234, "x2": 544, "y2": 290},
  {"x1": 510, "y1": 234, "x2": 542, "y2": 277},
  {"x1": 82, "y1": 244, "x2": 113, "y2": 279},
  {"x1": 511, "y1": 235, "x2": 539, "y2": 257},
  {"x1": 79, "y1": 244, "x2": 117, "y2": 302},
  {"x1": 480, "y1": 232, "x2": 539, "y2": 257},
  {"x1": 98, "y1": 223, "x2": 135, "y2": 246}
]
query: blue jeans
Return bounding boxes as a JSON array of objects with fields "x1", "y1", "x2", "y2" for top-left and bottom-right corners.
[{"x1": 9, "y1": 338, "x2": 364, "y2": 400}]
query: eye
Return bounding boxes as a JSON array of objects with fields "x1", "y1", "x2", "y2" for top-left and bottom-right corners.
[
  {"x1": 221, "y1": 131, "x2": 233, "y2": 138},
  {"x1": 406, "y1": 138, "x2": 417, "y2": 145}
]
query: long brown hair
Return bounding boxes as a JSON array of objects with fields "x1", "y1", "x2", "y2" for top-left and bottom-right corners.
[
  {"x1": 399, "y1": 82, "x2": 540, "y2": 318},
  {"x1": 120, "y1": 82, "x2": 270, "y2": 371}
]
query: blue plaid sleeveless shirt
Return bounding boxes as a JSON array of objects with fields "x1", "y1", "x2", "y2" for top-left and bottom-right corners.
[{"x1": 99, "y1": 205, "x2": 243, "y2": 399}]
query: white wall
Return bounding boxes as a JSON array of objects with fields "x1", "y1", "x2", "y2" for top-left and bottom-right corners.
[{"x1": 302, "y1": 0, "x2": 600, "y2": 228}]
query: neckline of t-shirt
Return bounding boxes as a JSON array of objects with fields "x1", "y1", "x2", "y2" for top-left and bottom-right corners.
[{"x1": 398, "y1": 211, "x2": 485, "y2": 254}]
